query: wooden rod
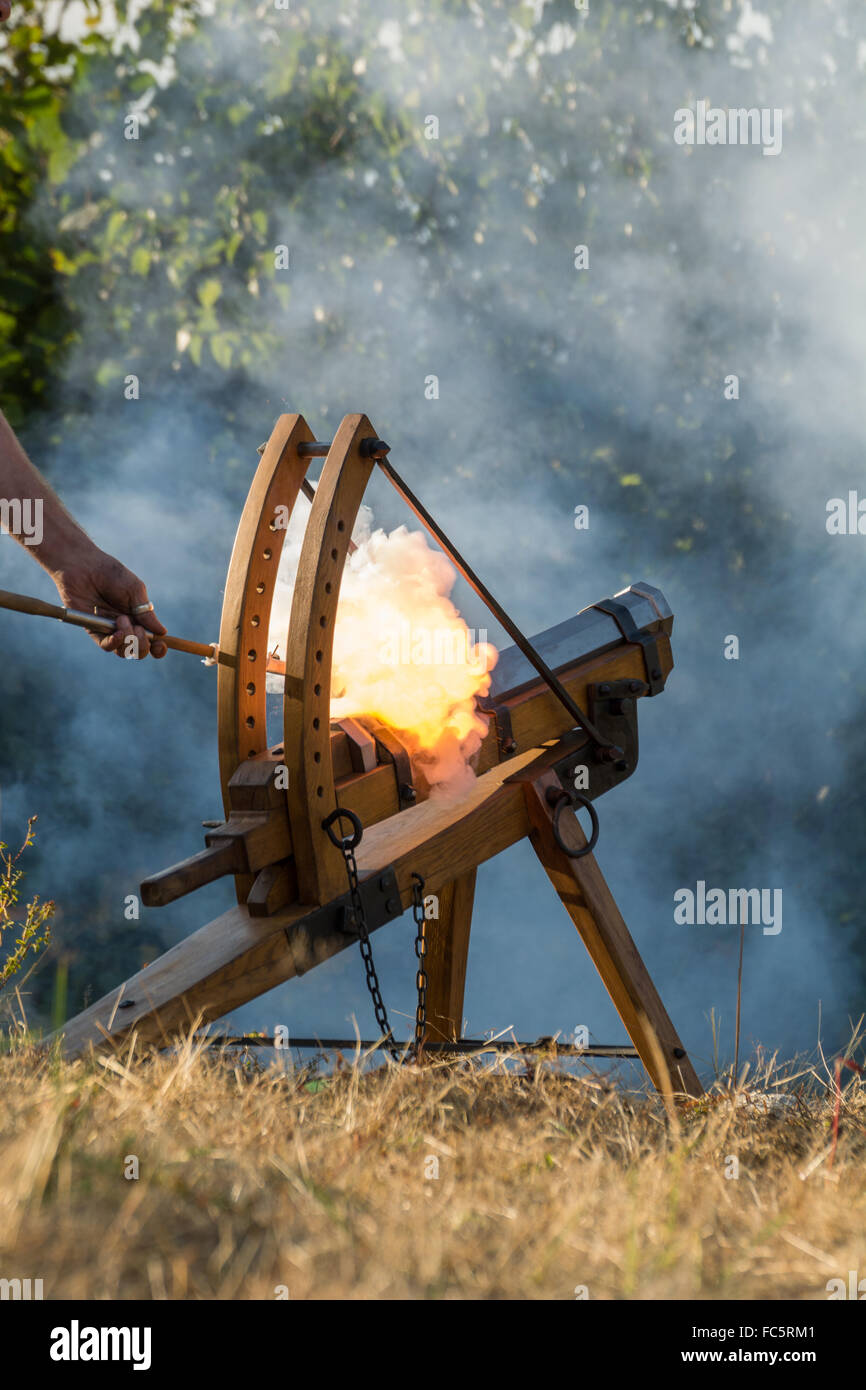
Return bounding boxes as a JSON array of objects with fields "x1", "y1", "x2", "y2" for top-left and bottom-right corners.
[{"x1": 0, "y1": 586, "x2": 237, "y2": 669}]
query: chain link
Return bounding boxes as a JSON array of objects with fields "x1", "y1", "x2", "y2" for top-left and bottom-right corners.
[
  {"x1": 324, "y1": 808, "x2": 428, "y2": 1064},
  {"x1": 411, "y1": 872, "x2": 428, "y2": 1059},
  {"x1": 338, "y1": 834, "x2": 401, "y2": 1060}
]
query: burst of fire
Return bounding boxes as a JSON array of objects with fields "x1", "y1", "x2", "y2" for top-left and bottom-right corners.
[{"x1": 268, "y1": 518, "x2": 498, "y2": 792}]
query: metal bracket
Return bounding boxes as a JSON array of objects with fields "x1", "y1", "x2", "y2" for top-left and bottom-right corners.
[
  {"x1": 476, "y1": 697, "x2": 517, "y2": 758},
  {"x1": 365, "y1": 722, "x2": 416, "y2": 806},
  {"x1": 549, "y1": 678, "x2": 646, "y2": 799},
  {"x1": 287, "y1": 865, "x2": 403, "y2": 950},
  {"x1": 590, "y1": 599, "x2": 665, "y2": 696}
]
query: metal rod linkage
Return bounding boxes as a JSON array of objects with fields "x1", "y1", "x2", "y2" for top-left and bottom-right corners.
[
  {"x1": 366, "y1": 442, "x2": 622, "y2": 759},
  {"x1": 209, "y1": 1034, "x2": 639, "y2": 1058}
]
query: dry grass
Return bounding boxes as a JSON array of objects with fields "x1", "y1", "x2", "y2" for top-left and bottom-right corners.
[{"x1": 1, "y1": 1032, "x2": 864, "y2": 1300}]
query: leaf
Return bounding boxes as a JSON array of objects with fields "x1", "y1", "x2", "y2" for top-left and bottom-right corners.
[
  {"x1": 131, "y1": 246, "x2": 151, "y2": 276},
  {"x1": 48, "y1": 138, "x2": 81, "y2": 185},
  {"x1": 49, "y1": 247, "x2": 79, "y2": 276},
  {"x1": 210, "y1": 333, "x2": 233, "y2": 369},
  {"x1": 95, "y1": 360, "x2": 123, "y2": 387},
  {"x1": 197, "y1": 277, "x2": 222, "y2": 308},
  {"x1": 104, "y1": 209, "x2": 128, "y2": 249}
]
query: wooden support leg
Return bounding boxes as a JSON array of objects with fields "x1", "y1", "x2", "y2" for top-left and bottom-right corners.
[
  {"x1": 422, "y1": 870, "x2": 476, "y2": 1043},
  {"x1": 524, "y1": 772, "x2": 703, "y2": 1099}
]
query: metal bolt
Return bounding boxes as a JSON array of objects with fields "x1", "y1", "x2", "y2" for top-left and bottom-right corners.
[
  {"x1": 609, "y1": 697, "x2": 633, "y2": 717},
  {"x1": 652, "y1": 668, "x2": 662, "y2": 681},
  {"x1": 359, "y1": 437, "x2": 391, "y2": 459},
  {"x1": 673, "y1": 1047, "x2": 686, "y2": 1059},
  {"x1": 379, "y1": 874, "x2": 393, "y2": 891},
  {"x1": 400, "y1": 784, "x2": 417, "y2": 803},
  {"x1": 385, "y1": 897, "x2": 401, "y2": 914},
  {"x1": 597, "y1": 745, "x2": 625, "y2": 763},
  {"x1": 503, "y1": 739, "x2": 518, "y2": 755},
  {"x1": 598, "y1": 683, "x2": 611, "y2": 696},
  {"x1": 629, "y1": 680, "x2": 642, "y2": 693}
]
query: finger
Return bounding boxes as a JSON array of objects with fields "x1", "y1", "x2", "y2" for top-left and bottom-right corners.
[
  {"x1": 125, "y1": 577, "x2": 166, "y2": 634},
  {"x1": 124, "y1": 624, "x2": 153, "y2": 660},
  {"x1": 96, "y1": 613, "x2": 127, "y2": 654},
  {"x1": 112, "y1": 614, "x2": 132, "y2": 652},
  {"x1": 150, "y1": 639, "x2": 168, "y2": 660},
  {"x1": 136, "y1": 609, "x2": 168, "y2": 638},
  {"x1": 108, "y1": 616, "x2": 150, "y2": 660}
]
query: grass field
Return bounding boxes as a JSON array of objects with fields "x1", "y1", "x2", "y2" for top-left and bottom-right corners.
[{"x1": 1, "y1": 1032, "x2": 864, "y2": 1301}]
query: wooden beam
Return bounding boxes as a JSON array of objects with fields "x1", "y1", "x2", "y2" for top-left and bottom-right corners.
[
  {"x1": 216, "y1": 412, "x2": 315, "y2": 900},
  {"x1": 283, "y1": 415, "x2": 378, "y2": 905},
  {"x1": 473, "y1": 633, "x2": 672, "y2": 776},
  {"x1": 57, "y1": 746, "x2": 541, "y2": 1058},
  {"x1": 353, "y1": 744, "x2": 539, "y2": 898},
  {"x1": 423, "y1": 870, "x2": 476, "y2": 1043},
  {"x1": 523, "y1": 771, "x2": 703, "y2": 1098}
]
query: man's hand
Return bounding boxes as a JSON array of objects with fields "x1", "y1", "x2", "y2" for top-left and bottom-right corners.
[
  {"x1": 51, "y1": 546, "x2": 168, "y2": 660},
  {"x1": 0, "y1": 408, "x2": 166, "y2": 660}
]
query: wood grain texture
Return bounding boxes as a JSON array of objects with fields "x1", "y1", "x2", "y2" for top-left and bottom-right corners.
[
  {"x1": 217, "y1": 412, "x2": 315, "y2": 899},
  {"x1": 55, "y1": 902, "x2": 311, "y2": 1057},
  {"x1": 473, "y1": 635, "x2": 672, "y2": 777},
  {"x1": 282, "y1": 414, "x2": 378, "y2": 905},
  {"x1": 524, "y1": 771, "x2": 703, "y2": 1098},
  {"x1": 57, "y1": 749, "x2": 541, "y2": 1057},
  {"x1": 353, "y1": 744, "x2": 539, "y2": 897},
  {"x1": 423, "y1": 870, "x2": 476, "y2": 1043}
]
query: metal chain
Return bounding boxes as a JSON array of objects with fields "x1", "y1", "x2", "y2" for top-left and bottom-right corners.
[
  {"x1": 322, "y1": 808, "x2": 428, "y2": 1064},
  {"x1": 340, "y1": 835, "x2": 401, "y2": 1060},
  {"x1": 411, "y1": 872, "x2": 428, "y2": 1059}
]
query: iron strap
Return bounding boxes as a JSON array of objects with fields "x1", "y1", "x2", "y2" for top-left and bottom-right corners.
[{"x1": 590, "y1": 598, "x2": 665, "y2": 696}]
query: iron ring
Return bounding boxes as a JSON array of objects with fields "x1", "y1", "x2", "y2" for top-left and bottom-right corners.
[
  {"x1": 322, "y1": 806, "x2": 363, "y2": 850},
  {"x1": 547, "y1": 789, "x2": 599, "y2": 859}
]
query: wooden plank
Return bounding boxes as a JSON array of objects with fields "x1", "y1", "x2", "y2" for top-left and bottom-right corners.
[
  {"x1": 55, "y1": 902, "x2": 311, "y2": 1058},
  {"x1": 217, "y1": 412, "x2": 315, "y2": 899},
  {"x1": 283, "y1": 415, "x2": 378, "y2": 905},
  {"x1": 353, "y1": 744, "x2": 539, "y2": 896},
  {"x1": 58, "y1": 748, "x2": 541, "y2": 1057},
  {"x1": 423, "y1": 870, "x2": 476, "y2": 1042},
  {"x1": 474, "y1": 635, "x2": 672, "y2": 776},
  {"x1": 336, "y1": 765, "x2": 400, "y2": 828},
  {"x1": 523, "y1": 771, "x2": 703, "y2": 1098}
]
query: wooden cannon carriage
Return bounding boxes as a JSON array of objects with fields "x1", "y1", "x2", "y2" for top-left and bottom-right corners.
[{"x1": 57, "y1": 413, "x2": 702, "y2": 1098}]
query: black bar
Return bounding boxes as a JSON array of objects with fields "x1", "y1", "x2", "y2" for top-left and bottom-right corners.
[
  {"x1": 375, "y1": 456, "x2": 621, "y2": 758},
  {"x1": 209, "y1": 1035, "x2": 639, "y2": 1057}
]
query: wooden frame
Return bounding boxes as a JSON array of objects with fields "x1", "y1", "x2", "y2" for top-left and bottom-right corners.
[{"x1": 55, "y1": 413, "x2": 703, "y2": 1099}]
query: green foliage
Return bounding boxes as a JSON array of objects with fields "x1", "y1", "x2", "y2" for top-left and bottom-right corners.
[{"x1": 0, "y1": 815, "x2": 55, "y2": 998}]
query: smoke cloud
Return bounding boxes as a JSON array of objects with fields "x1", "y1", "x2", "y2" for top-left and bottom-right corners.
[{"x1": 3, "y1": 1, "x2": 864, "y2": 1074}]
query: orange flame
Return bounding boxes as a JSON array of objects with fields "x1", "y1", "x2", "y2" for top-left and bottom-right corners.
[{"x1": 269, "y1": 520, "x2": 497, "y2": 793}]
